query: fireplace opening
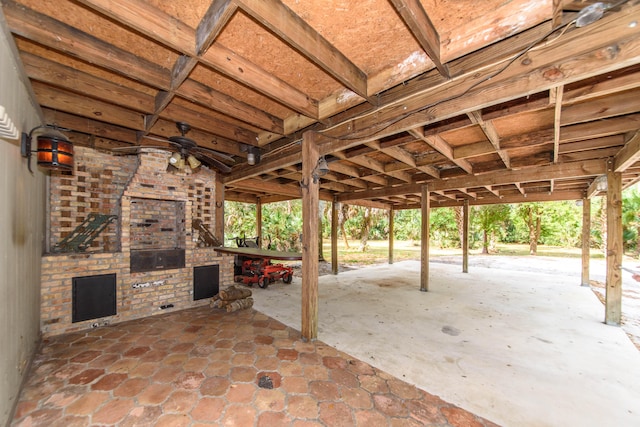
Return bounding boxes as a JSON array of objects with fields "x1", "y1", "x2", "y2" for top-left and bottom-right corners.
[
  {"x1": 193, "y1": 265, "x2": 219, "y2": 300},
  {"x1": 72, "y1": 273, "x2": 117, "y2": 323},
  {"x1": 130, "y1": 198, "x2": 186, "y2": 272}
]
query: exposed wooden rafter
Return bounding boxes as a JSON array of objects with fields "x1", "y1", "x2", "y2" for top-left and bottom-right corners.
[{"x1": 388, "y1": 0, "x2": 449, "y2": 78}]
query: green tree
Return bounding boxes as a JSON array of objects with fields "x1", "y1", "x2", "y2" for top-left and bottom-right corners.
[
  {"x1": 224, "y1": 201, "x2": 257, "y2": 245},
  {"x1": 430, "y1": 207, "x2": 459, "y2": 248},
  {"x1": 472, "y1": 204, "x2": 511, "y2": 254},
  {"x1": 394, "y1": 209, "x2": 421, "y2": 241},
  {"x1": 343, "y1": 206, "x2": 387, "y2": 251},
  {"x1": 623, "y1": 186, "x2": 640, "y2": 257},
  {"x1": 517, "y1": 203, "x2": 544, "y2": 255}
]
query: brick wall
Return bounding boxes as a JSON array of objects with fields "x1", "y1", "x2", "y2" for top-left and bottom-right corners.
[{"x1": 41, "y1": 148, "x2": 234, "y2": 337}]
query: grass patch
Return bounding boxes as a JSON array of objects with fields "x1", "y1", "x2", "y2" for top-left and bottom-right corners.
[{"x1": 321, "y1": 240, "x2": 606, "y2": 265}]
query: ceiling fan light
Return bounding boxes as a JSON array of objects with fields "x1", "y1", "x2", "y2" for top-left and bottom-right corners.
[
  {"x1": 175, "y1": 157, "x2": 186, "y2": 170},
  {"x1": 169, "y1": 152, "x2": 182, "y2": 165},
  {"x1": 187, "y1": 154, "x2": 201, "y2": 169}
]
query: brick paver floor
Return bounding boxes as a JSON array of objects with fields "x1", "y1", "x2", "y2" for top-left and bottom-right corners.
[{"x1": 11, "y1": 306, "x2": 499, "y2": 426}]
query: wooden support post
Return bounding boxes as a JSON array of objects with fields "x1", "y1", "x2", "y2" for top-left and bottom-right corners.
[
  {"x1": 605, "y1": 164, "x2": 622, "y2": 325},
  {"x1": 420, "y1": 185, "x2": 430, "y2": 292},
  {"x1": 215, "y1": 173, "x2": 225, "y2": 244},
  {"x1": 388, "y1": 206, "x2": 395, "y2": 265},
  {"x1": 581, "y1": 197, "x2": 591, "y2": 287},
  {"x1": 463, "y1": 199, "x2": 469, "y2": 273},
  {"x1": 331, "y1": 197, "x2": 338, "y2": 275},
  {"x1": 256, "y1": 197, "x2": 262, "y2": 249},
  {"x1": 301, "y1": 131, "x2": 319, "y2": 340}
]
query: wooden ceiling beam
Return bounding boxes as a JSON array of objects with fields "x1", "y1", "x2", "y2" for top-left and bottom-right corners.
[
  {"x1": 561, "y1": 113, "x2": 640, "y2": 142},
  {"x1": 235, "y1": 0, "x2": 369, "y2": 101},
  {"x1": 367, "y1": 141, "x2": 440, "y2": 178},
  {"x1": 614, "y1": 130, "x2": 640, "y2": 172},
  {"x1": 559, "y1": 134, "x2": 626, "y2": 154},
  {"x1": 338, "y1": 151, "x2": 413, "y2": 183},
  {"x1": 201, "y1": 45, "x2": 319, "y2": 118},
  {"x1": 75, "y1": 0, "x2": 318, "y2": 119},
  {"x1": 159, "y1": 103, "x2": 258, "y2": 145},
  {"x1": 409, "y1": 128, "x2": 473, "y2": 173},
  {"x1": 458, "y1": 188, "x2": 477, "y2": 199},
  {"x1": 551, "y1": 85, "x2": 563, "y2": 163},
  {"x1": 322, "y1": 5, "x2": 640, "y2": 142},
  {"x1": 431, "y1": 190, "x2": 586, "y2": 208},
  {"x1": 337, "y1": 159, "x2": 607, "y2": 201},
  {"x1": 467, "y1": 110, "x2": 510, "y2": 168},
  {"x1": 20, "y1": 52, "x2": 154, "y2": 113},
  {"x1": 228, "y1": 178, "x2": 301, "y2": 198},
  {"x1": 42, "y1": 109, "x2": 139, "y2": 145},
  {"x1": 32, "y1": 82, "x2": 145, "y2": 131},
  {"x1": 484, "y1": 186, "x2": 501, "y2": 197},
  {"x1": 179, "y1": 79, "x2": 284, "y2": 134},
  {"x1": 196, "y1": 0, "x2": 238, "y2": 54},
  {"x1": 563, "y1": 65, "x2": 640, "y2": 104},
  {"x1": 3, "y1": 1, "x2": 171, "y2": 89},
  {"x1": 388, "y1": 0, "x2": 449, "y2": 78},
  {"x1": 562, "y1": 87, "x2": 640, "y2": 126},
  {"x1": 76, "y1": 0, "x2": 195, "y2": 54}
]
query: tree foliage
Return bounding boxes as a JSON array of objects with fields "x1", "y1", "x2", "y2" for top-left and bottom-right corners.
[
  {"x1": 472, "y1": 204, "x2": 511, "y2": 253},
  {"x1": 223, "y1": 185, "x2": 639, "y2": 258}
]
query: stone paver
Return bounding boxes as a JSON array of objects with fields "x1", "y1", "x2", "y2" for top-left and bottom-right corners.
[{"x1": 11, "y1": 306, "x2": 498, "y2": 426}]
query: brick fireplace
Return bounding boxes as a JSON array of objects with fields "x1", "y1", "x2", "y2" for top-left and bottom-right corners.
[{"x1": 40, "y1": 147, "x2": 233, "y2": 336}]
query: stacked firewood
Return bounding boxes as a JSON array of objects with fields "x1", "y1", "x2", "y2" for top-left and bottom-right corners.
[{"x1": 211, "y1": 285, "x2": 253, "y2": 312}]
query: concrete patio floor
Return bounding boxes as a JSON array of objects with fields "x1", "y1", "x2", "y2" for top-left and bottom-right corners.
[{"x1": 252, "y1": 258, "x2": 640, "y2": 427}]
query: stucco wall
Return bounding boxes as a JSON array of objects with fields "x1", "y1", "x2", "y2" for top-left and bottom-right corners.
[{"x1": 0, "y1": 10, "x2": 45, "y2": 426}]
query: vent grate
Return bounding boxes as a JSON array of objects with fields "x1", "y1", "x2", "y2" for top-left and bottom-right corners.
[{"x1": 0, "y1": 106, "x2": 19, "y2": 140}]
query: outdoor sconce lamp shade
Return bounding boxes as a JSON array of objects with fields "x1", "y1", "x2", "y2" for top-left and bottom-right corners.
[
  {"x1": 312, "y1": 156, "x2": 330, "y2": 183},
  {"x1": 21, "y1": 125, "x2": 74, "y2": 173}
]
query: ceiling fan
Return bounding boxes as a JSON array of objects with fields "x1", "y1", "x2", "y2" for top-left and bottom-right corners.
[{"x1": 113, "y1": 122, "x2": 235, "y2": 174}]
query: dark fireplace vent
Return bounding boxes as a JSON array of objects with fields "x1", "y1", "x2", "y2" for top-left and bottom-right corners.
[
  {"x1": 193, "y1": 265, "x2": 219, "y2": 300},
  {"x1": 130, "y1": 248, "x2": 185, "y2": 273},
  {"x1": 72, "y1": 273, "x2": 117, "y2": 323}
]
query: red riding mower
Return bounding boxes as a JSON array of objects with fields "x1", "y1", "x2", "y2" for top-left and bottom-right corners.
[{"x1": 232, "y1": 234, "x2": 293, "y2": 289}]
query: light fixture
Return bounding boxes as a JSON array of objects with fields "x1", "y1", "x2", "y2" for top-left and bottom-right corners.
[
  {"x1": 595, "y1": 175, "x2": 608, "y2": 192},
  {"x1": 168, "y1": 152, "x2": 185, "y2": 170},
  {"x1": 246, "y1": 146, "x2": 260, "y2": 166},
  {"x1": 187, "y1": 154, "x2": 201, "y2": 169},
  {"x1": 21, "y1": 125, "x2": 74, "y2": 173},
  {"x1": 575, "y1": 2, "x2": 607, "y2": 28},
  {"x1": 311, "y1": 156, "x2": 330, "y2": 183}
]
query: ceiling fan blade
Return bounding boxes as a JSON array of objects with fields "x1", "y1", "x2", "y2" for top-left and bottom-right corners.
[
  {"x1": 193, "y1": 147, "x2": 236, "y2": 163},
  {"x1": 142, "y1": 135, "x2": 171, "y2": 143},
  {"x1": 196, "y1": 152, "x2": 232, "y2": 174},
  {"x1": 111, "y1": 145, "x2": 170, "y2": 152}
]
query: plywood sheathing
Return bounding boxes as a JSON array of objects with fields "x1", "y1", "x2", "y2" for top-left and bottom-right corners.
[
  {"x1": 17, "y1": 0, "x2": 177, "y2": 69},
  {"x1": 14, "y1": 38, "x2": 158, "y2": 96}
]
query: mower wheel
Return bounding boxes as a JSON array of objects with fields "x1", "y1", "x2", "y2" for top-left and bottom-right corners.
[
  {"x1": 283, "y1": 272, "x2": 292, "y2": 284},
  {"x1": 258, "y1": 277, "x2": 268, "y2": 289}
]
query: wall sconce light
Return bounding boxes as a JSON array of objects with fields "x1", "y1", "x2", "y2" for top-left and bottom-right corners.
[
  {"x1": 312, "y1": 156, "x2": 330, "y2": 183},
  {"x1": 21, "y1": 125, "x2": 74, "y2": 173},
  {"x1": 301, "y1": 156, "x2": 330, "y2": 188}
]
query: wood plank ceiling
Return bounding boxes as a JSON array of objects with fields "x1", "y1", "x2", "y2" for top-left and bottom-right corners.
[{"x1": 2, "y1": 0, "x2": 640, "y2": 209}]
